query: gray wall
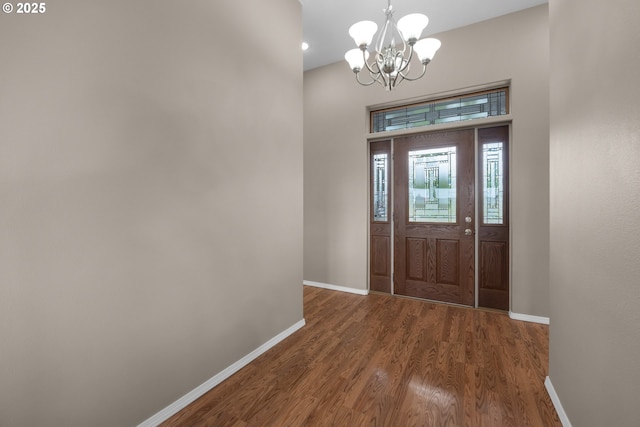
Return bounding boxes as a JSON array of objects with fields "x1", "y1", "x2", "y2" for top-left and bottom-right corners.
[
  {"x1": 0, "y1": 1, "x2": 303, "y2": 425},
  {"x1": 549, "y1": 0, "x2": 640, "y2": 425},
  {"x1": 304, "y1": 5, "x2": 550, "y2": 317}
]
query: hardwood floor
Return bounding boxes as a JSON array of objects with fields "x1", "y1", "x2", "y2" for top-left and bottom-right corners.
[{"x1": 162, "y1": 286, "x2": 561, "y2": 426}]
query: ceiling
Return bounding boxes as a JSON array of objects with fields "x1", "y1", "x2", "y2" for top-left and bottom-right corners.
[{"x1": 302, "y1": 0, "x2": 547, "y2": 71}]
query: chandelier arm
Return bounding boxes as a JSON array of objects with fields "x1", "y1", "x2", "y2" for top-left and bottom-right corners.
[
  {"x1": 367, "y1": 54, "x2": 390, "y2": 88},
  {"x1": 358, "y1": 57, "x2": 387, "y2": 88},
  {"x1": 389, "y1": 48, "x2": 407, "y2": 88},
  {"x1": 396, "y1": 44, "x2": 428, "y2": 82},
  {"x1": 376, "y1": 55, "x2": 393, "y2": 90},
  {"x1": 354, "y1": 71, "x2": 379, "y2": 87},
  {"x1": 398, "y1": 44, "x2": 413, "y2": 74},
  {"x1": 399, "y1": 63, "x2": 428, "y2": 81},
  {"x1": 378, "y1": 70, "x2": 390, "y2": 89},
  {"x1": 370, "y1": 71, "x2": 385, "y2": 87},
  {"x1": 361, "y1": 50, "x2": 380, "y2": 76},
  {"x1": 391, "y1": 72, "x2": 403, "y2": 89},
  {"x1": 392, "y1": 74, "x2": 406, "y2": 89}
]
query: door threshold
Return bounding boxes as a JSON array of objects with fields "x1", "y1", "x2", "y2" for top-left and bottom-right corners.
[{"x1": 370, "y1": 290, "x2": 509, "y2": 314}]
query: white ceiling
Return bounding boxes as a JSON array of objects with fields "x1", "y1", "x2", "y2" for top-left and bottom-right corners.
[{"x1": 302, "y1": 0, "x2": 547, "y2": 71}]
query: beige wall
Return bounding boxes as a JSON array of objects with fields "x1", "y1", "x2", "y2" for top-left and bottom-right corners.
[
  {"x1": 549, "y1": 0, "x2": 640, "y2": 425},
  {"x1": 304, "y1": 5, "x2": 550, "y2": 316},
  {"x1": 0, "y1": 1, "x2": 303, "y2": 425}
]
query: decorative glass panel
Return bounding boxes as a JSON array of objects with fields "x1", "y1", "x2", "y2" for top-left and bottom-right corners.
[
  {"x1": 373, "y1": 153, "x2": 388, "y2": 222},
  {"x1": 371, "y1": 88, "x2": 508, "y2": 133},
  {"x1": 408, "y1": 147, "x2": 456, "y2": 223},
  {"x1": 482, "y1": 142, "x2": 504, "y2": 224}
]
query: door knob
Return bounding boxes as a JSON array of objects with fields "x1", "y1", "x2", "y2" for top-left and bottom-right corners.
[
  {"x1": 464, "y1": 228, "x2": 473, "y2": 236},
  {"x1": 465, "y1": 216, "x2": 472, "y2": 223}
]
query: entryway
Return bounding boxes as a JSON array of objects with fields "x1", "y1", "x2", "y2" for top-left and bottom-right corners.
[{"x1": 369, "y1": 125, "x2": 510, "y2": 310}]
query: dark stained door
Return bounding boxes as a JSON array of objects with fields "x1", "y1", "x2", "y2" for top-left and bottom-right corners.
[
  {"x1": 369, "y1": 140, "x2": 392, "y2": 293},
  {"x1": 394, "y1": 130, "x2": 475, "y2": 306},
  {"x1": 478, "y1": 126, "x2": 510, "y2": 310}
]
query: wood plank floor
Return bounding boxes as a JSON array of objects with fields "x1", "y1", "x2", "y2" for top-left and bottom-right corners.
[{"x1": 162, "y1": 286, "x2": 561, "y2": 426}]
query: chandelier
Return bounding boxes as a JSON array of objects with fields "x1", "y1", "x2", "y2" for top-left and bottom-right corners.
[{"x1": 344, "y1": 0, "x2": 441, "y2": 91}]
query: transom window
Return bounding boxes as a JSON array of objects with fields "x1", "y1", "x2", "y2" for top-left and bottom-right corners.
[{"x1": 371, "y1": 87, "x2": 509, "y2": 133}]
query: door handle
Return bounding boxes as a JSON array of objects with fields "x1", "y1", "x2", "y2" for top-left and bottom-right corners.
[
  {"x1": 465, "y1": 216, "x2": 472, "y2": 223},
  {"x1": 464, "y1": 228, "x2": 473, "y2": 236}
]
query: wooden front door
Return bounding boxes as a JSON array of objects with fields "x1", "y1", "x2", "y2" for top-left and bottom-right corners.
[{"x1": 393, "y1": 129, "x2": 475, "y2": 306}]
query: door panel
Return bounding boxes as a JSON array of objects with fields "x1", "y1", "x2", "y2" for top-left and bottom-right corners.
[
  {"x1": 480, "y1": 241, "x2": 508, "y2": 288},
  {"x1": 478, "y1": 126, "x2": 510, "y2": 310},
  {"x1": 369, "y1": 140, "x2": 391, "y2": 293},
  {"x1": 437, "y1": 239, "x2": 459, "y2": 285},
  {"x1": 394, "y1": 130, "x2": 475, "y2": 306},
  {"x1": 371, "y1": 234, "x2": 390, "y2": 277},
  {"x1": 406, "y1": 238, "x2": 427, "y2": 281}
]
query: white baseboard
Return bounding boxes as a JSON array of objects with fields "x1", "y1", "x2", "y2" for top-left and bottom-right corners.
[
  {"x1": 303, "y1": 280, "x2": 369, "y2": 295},
  {"x1": 545, "y1": 376, "x2": 573, "y2": 427},
  {"x1": 509, "y1": 311, "x2": 550, "y2": 325},
  {"x1": 137, "y1": 319, "x2": 306, "y2": 427}
]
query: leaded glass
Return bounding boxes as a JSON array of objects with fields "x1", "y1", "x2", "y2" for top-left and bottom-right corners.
[
  {"x1": 373, "y1": 153, "x2": 388, "y2": 222},
  {"x1": 408, "y1": 147, "x2": 456, "y2": 223},
  {"x1": 371, "y1": 88, "x2": 508, "y2": 133},
  {"x1": 482, "y1": 142, "x2": 504, "y2": 224}
]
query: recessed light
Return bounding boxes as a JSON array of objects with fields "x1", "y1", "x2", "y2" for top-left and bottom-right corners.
[{"x1": 301, "y1": 42, "x2": 309, "y2": 51}]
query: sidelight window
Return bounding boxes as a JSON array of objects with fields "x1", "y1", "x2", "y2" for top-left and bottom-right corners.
[
  {"x1": 482, "y1": 142, "x2": 505, "y2": 224},
  {"x1": 372, "y1": 153, "x2": 389, "y2": 222}
]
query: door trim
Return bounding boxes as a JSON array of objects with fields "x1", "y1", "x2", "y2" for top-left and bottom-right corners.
[{"x1": 367, "y1": 122, "x2": 512, "y2": 310}]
